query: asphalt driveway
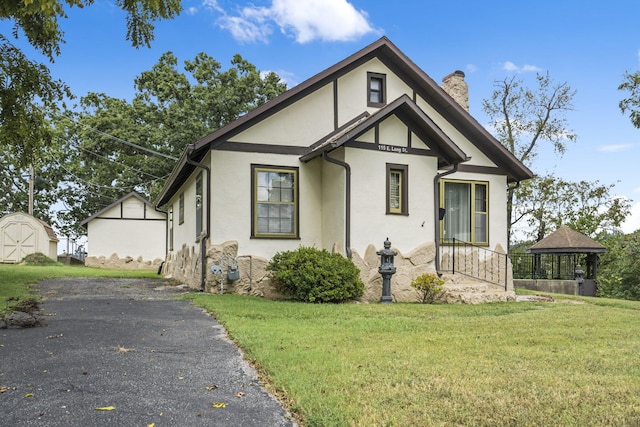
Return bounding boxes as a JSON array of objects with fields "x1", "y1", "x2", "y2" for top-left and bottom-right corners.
[{"x1": 0, "y1": 278, "x2": 296, "y2": 426}]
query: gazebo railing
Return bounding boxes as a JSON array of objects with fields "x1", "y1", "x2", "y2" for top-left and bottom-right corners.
[{"x1": 510, "y1": 253, "x2": 579, "y2": 280}]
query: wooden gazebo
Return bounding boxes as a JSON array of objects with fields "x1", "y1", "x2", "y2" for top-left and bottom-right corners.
[{"x1": 525, "y1": 226, "x2": 606, "y2": 296}]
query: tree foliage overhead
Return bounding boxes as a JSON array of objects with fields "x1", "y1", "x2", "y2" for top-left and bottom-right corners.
[
  {"x1": 619, "y1": 70, "x2": 640, "y2": 129},
  {"x1": 0, "y1": 0, "x2": 182, "y2": 168},
  {"x1": 54, "y1": 52, "x2": 287, "y2": 237}
]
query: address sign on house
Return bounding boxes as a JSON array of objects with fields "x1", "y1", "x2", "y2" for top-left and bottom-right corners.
[{"x1": 377, "y1": 144, "x2": 408, "y2": 154}]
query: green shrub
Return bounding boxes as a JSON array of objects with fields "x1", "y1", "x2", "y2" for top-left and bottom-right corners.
[
  {"x1": 411, "y1": 273, "x2": 445, "y2": 304},
  {"x1": 266, "y1": 246, "x2": 364, "y2": 303}
]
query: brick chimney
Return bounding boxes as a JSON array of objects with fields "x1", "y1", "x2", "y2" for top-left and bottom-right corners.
[{"x1": 441, "y1": 70, "x2": 469, "y2": 112}]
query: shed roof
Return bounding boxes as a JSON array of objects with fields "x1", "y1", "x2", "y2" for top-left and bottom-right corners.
[
  {"x1": 527, "y1": 226, "x2": 606, "y2": 254},
  {"x1": 0, "y1": 212, "x2": 58, "y2": 242}
]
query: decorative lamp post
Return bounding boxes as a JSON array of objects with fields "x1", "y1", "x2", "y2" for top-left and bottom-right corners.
[
  {"x1": 574, "y1": 264, "x2": 584, "y2": 296},
  {"x1": 377, "y1": 237, "x2": 397, "y2": 304}
]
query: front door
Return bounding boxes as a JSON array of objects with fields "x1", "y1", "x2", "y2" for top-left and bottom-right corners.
[{"x1": 1, "y1": 220, "x2": 37, "y2": 263}]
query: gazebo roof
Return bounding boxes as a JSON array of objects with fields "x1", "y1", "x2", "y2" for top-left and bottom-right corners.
[{"x1": 527, "y1": 225, "x2": 606, "y2": 254}]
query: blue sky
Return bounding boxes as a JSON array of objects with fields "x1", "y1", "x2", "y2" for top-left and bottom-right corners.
[{"x1": 4, "y1": 0, "x2": 640, "y2": 234}]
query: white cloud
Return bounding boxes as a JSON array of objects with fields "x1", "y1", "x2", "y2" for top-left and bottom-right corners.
[
  {"x1": 466, "y1": 64, "x2": 478, "y2": 73},
  {"x1": 621, "y1": 201, "x2": 640, "y2": 234},
  {"x1": 262, "y1": 69, "x2": 298, "y2": 87},
  {"x1": 597, "y1": 143, "x2": 634, "y2": 152},
  {"x1": 214, "y1": 0, "x2": 376, "y2": 43},
  {"x1": 186, "y1": 6, "x2": 198, "y2": 15},
  {"x1": 502, "y1": 61, "x2": 542, "y2": 73}
]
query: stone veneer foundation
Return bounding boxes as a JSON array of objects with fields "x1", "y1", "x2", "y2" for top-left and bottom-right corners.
[{"x1": 162, "y1": 240, "x2": 515, "y2": 303}]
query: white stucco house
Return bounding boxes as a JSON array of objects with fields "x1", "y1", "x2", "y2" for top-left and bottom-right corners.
[
  {"x1": 81, "y1": 192, "x2": 166, "y2": 270},
  {"x1": 155, "y1": 37, "x2": 533, "y2": 301},
  {"x1": 0, "y1": 212, "x2": 59, "y2": 263}
]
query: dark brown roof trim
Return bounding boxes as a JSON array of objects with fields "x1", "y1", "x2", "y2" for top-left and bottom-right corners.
[
  {"x1": 157, "y1": 37, "x2": 533, "y2": 206},
  {"x1": 300, "y1": 94, "x2": 468, "y2": 165},
  {"x1": 216, "y1": 142, "x2": 308, "y2": 155},
  {"x1": 81, "y1": 191, "x2": 163, "y2": 228},
  {"x1": 455, "y1": 164, "x2": 507, "y2": 176}
]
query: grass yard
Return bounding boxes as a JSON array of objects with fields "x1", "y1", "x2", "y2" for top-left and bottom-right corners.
[
  {"x1": 0, "y1": 263, "x2": 158, "y2": 312},
  {"x1": 188, "y1": 294, "x2": 640, "y2": 427}
]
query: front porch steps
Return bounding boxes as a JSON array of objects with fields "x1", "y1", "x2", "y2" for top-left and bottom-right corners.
[{"x1": 441, "y1": 275, "x2": 515, "y2": 304}]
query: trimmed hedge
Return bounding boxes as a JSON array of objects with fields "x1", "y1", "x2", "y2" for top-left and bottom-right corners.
[{"x1": 267, "y1": 246, "x2": 364, "y2": 303}]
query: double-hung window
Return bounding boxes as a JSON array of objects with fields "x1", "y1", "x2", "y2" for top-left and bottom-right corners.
[
  {"x1": 367, "y1": 72, "x2": 386, "y2": 107},
  {"x1": 252, "y1": 165, "x2": 298, "y2": 238},
  {"x1": 441, "y1": 180, "x2": 488, "y2": 245},
  {"x1": 386, "y1": 163, "x2": 408, "y2": 215}
]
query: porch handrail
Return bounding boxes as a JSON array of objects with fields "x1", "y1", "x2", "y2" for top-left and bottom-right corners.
[{"x1": 440, "y1": 238, "x2": 509, "y2": 291}]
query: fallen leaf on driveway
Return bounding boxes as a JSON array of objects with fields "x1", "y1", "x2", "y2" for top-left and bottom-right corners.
[
  {"x1": 95, "y1": 406, "x2": 116, "y2": 411},
  {"x1": 24, "y1": 393, "x2": 33, "y2": 397},
  {"x1": 235, "y1": 392, "x2": 245, "y2": 398},
  {"x1": 116, "y1": 346, "x2": 134, "y2": 353},
  {"x1": 212, "y1": 402, "x2": 226, "y2": 408},
  {"x1": 0, "y1": 386, "x2": 7, "y2": 393},
  {"x1": 205, "y1": 385, "x2": 218, "y2": 391}
]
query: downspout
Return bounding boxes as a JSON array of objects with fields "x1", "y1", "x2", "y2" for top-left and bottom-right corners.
[
  {"x1": 434, "y1": 163, "x2": 460, "y2": 276},
  {"x1": 185, "y1": 144, "x2": 211, "y2": 291},
  {"x1": 322, "y1": 151, "x2": 352, "y2": 258}
]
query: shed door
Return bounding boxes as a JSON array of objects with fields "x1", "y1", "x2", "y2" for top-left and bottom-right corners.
[{"x1": 1, "y1": 221, "x2": 37, "y2": 263}]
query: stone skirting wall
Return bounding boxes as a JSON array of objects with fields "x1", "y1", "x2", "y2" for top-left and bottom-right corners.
[
  {"x1": 84, "y1": 254, "x2": 163, "y2": 271},
  {"x1": 161, "y1": 240, "x2": 515, "y2": 303}
]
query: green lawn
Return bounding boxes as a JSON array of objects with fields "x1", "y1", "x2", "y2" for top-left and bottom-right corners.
[
  {"x1": 0, "y1": 263, "x2": 158, "y2": 312},
  {"x1": 188, "y1": 294, "x2": 640, "y2": 427},
  {"x1": 4, "y1": 264, "x2": 639, "y2": 426}
]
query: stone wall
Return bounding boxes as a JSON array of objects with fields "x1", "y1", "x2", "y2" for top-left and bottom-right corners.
[
  {"x1": 161, "y1": 240, "x2": 515, "y2": 303},
  {"x1": 84, "y1": 253, "x2": 163, "y2": 271}
]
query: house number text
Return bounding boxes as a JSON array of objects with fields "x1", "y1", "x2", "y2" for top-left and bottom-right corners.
[{"x1": 377, "y1": 144, "x2": 407, "y2": 154}]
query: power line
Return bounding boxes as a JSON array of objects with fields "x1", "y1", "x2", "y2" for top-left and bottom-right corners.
[
  {"x1": 75, "y1": 122, "x2": 179, "y2": 161},
  {"x1": 65, "y1": 139, "x2": 165, "y2": 180}
]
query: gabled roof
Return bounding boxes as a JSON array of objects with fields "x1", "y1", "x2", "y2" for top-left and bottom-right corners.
[
  {"x1": 156, "y1": 36, "x2": 533, "y2": 207},
  {"x1": 80, "y1": 191, "x2": 162, "y2": 229},
  {"x1": 300, "y1": 94, "x2": 469, "y2": 166},
  {"x1": 527, "y1": 226, "x2": 606, "y2": 254},
  {"x1": 0, "y1": 212, "x2": 58, "y2": 242}
]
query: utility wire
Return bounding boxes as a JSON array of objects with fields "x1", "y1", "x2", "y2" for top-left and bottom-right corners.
[
  {"x1": 64, "y1": 139, "x2": 165, "y2": 180},
  {"x1": 68, "y1": 118, "x2": 179, "y2": 161}
]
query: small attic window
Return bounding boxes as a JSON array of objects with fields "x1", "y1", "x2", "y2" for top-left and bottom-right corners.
[{"x1": 367, "y1": 72, "x2": 386, "y2": 107}]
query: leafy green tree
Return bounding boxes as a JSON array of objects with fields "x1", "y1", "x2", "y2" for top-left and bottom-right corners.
[
  {"x1": 514, "y1": 175, "x2": 631, "y2": 242},
  {"x1": 0, "y1": 0, "x2": 182, "y2": 167},
  {"x1": 482, "y1": 72, "x2": 577, "y2": 244},
  {"x1": 54, "y1": 52, "x2": 287, "y2": 236},
  {"x1": 619, "y1": 71, "x2": 640, "y2": 129},
  {"x1": 598, "y1": 231, "x2": 640, "y2": 300}
]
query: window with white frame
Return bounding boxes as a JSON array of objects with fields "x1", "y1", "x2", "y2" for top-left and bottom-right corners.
[
  {"x1": 441, "y1": 180, "x2": 488, "y2": 245},
  {"x1": 252, "y1": 165, "x2": 298, "y2": 238}
]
